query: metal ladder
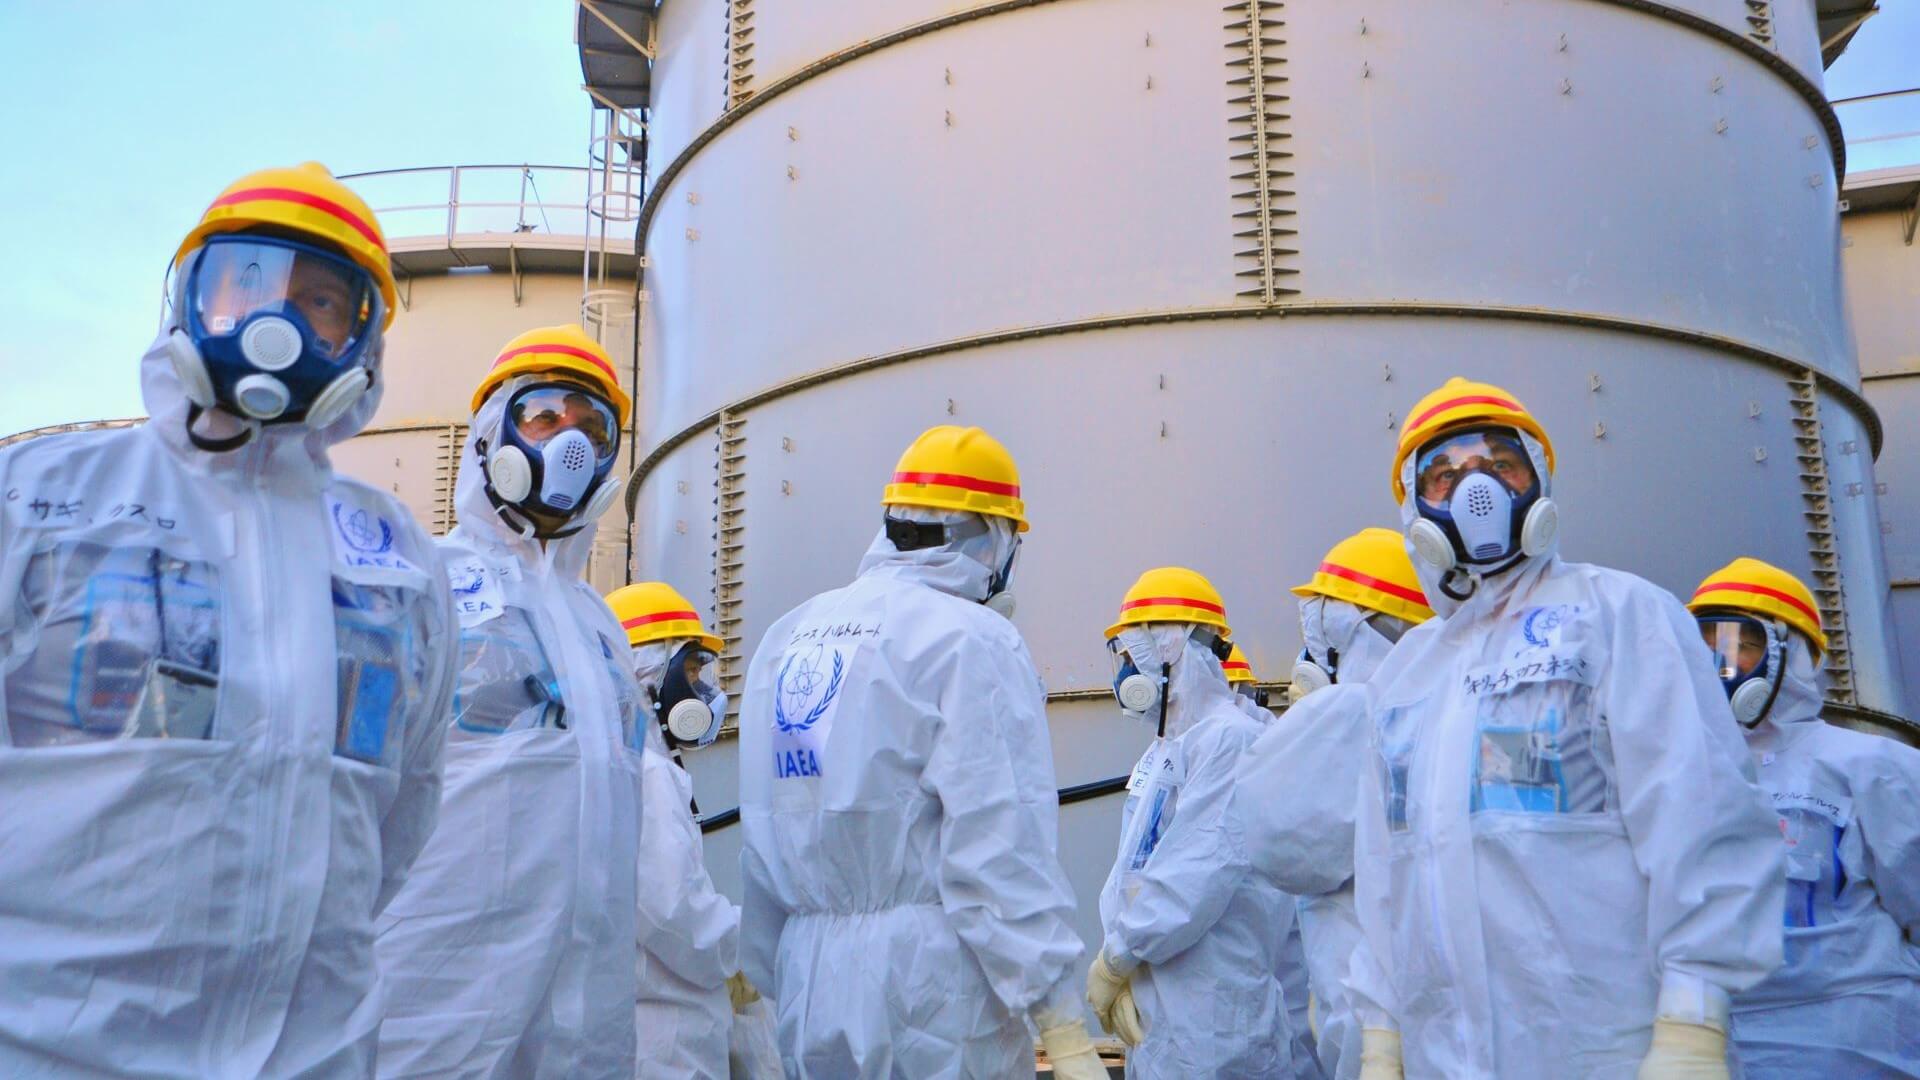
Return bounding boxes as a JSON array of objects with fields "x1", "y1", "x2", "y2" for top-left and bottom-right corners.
[{"x1": 1789, "y1": 371, "x2": 1854, "y2": 706}]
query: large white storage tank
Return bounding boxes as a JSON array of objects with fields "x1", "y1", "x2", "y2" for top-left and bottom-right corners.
[
  {"x1": 618, "y1": 0, "x2": 1913, "y2": 939},
  {"x1": 1841, "y1": 150, "x2": 1920, "y2": 722}
]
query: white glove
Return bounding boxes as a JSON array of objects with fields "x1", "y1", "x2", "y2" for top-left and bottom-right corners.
[
  {"x1": 1085, "y1": 949, "x2": 1129, "y2": 1031},
  {"x1": 1034, "y1": 1006, "x2": 1108, "y2": 1080},
  {"x1": 1636, "y1": 1019, "x2": 1728, "y2": 1080},
  {"x1": 1357, "y1": 1027, "x2": 1403, "y2": 1080},
  {"x1": 1109, "y1": 982, "x2": 1145, "y2": 1047}
]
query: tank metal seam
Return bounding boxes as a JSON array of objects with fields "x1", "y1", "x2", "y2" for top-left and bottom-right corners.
[
  {"x1": 623, "y1": 301, "x2": 1884, "y2": 513},
  {"x1": 634, "y1": 0, "x2": 1843, "y2": 255},
  {"x1": 638, "y1": 0, "x2": 1070, "y2": 250},
  {"x1": 1583, "y1": 0, "x2": 1842, "y2": 176}
]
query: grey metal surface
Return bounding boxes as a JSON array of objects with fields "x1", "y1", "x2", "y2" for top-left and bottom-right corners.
[
  {"x1": 1844, "y1": 160, "x2": 1919, "y2": 723},
  {"x1": 633, "y1": 0, "x2": 1904, "y2": 722},
  {"x1": 625, "y1": 0, "x2": 1914, "y2": 960}
]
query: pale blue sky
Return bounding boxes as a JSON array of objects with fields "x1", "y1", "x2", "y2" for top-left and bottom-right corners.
[
  {"x1": 0, "y1": 3, "x2": 1913, "y2": 439},
  {"x1": 0, "y1": 1, "x2": 587, "y2": 438}
]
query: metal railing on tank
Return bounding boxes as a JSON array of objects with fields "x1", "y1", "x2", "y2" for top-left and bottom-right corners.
[
  {"x1": 338, "y1": 164, "x2": 606, "y2": 247},
  {"x1": 1836, "y1": 87, "x2": 1920, "y2": 175}
]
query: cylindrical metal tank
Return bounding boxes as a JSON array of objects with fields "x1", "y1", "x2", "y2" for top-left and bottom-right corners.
[
  {"x1": 1841, "y1": 158, "x2": 1920, "y2": 723},
  {"x1": 629, "y1": 0, "x2": 1912, "y2": 929}
]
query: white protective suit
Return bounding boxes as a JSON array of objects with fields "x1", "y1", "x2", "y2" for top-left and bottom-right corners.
[
  {"x1": 0, "y1": 326, "x2": 456, "y2": 1076},
  {"x1": 1729, "y1": 637, "x2": 1920, "y2": 1077},
  {"x1": 1232, "y1": 692, "x2": 1322, "y2": 1079},
  {"x1": 629, "y1": 641, "x2": 739, "y2": 1080},
  {"x1": 1236, "y1": 602, "x2": 1400, "y2": 1080},
  {"x1": 1347, "y1": 527, "x2": 1786, "y2": 1078},
  {"x1": 375, "y1": 378, "x2": 644, "y2": 1079},
  {"x1": 737, "y1": 507, "x2": 1086, "y2": 1078},
  {"x1": 1099, "y1": 625, "x2": 1297, "y2": 1077}
]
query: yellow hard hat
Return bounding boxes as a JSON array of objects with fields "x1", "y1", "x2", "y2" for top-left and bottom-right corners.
[
  {"x1": 173, "y1": 162, "x2": 398, "y2": 329},
  {"x1": 1105, "y1": 566, "x2": 1232, "y2": 641},
  {"x1": 1392, "y1": 377, "x2": 1556, "y2": 502},
  {"x1": 605, "y1": 581, "x2": 724, "y2": 653},
  {"x1": 472, "y1": 324, "x2": 633, "y2": 425},
  {"x1": 1223, "y1": 644, "x2": 1257, "y2": 685},
  {"x1": 881, "y1": 425, "x2": 1029, "y2": 531},
  {"x1": 1688, "y1": 557, "x2": 1827, "y2": 657},
  {"x1": 1291, "y1": 527, "x2": 1436, "y2": 625}
]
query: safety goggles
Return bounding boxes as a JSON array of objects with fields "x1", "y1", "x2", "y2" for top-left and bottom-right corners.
[
  {"x1": 507, "y1": 382, "x2": 620, "y2": 462},
  {"x1": 1414, "y1": 427, "x2": 1538, "y2": 508},
  {"x1": 191, "y1": 235, "x2": 377, "y2": 361}
]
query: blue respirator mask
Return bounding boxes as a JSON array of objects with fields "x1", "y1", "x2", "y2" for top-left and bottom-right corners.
[
  {"x1": 479, "y1": 381, "x2": 624, "y2": 539},
  {"x1": 655, "y1": 641, "x2": 728, "y2": 748},
  {"x1": 166, "y1": 233, "x2": 384, "y2": 446},
  {"x1": 1405, "y1": 427, "x2": 1558, "y2": 583}
]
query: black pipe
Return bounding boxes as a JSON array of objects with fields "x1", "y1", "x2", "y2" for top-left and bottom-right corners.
[{"x1": 697, "y1": 774, "x2": 1130, "y2": 834}]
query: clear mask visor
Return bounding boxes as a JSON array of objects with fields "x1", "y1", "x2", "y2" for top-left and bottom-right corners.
[
  {"x1": 508, "y1": 383, "x2": 620, "y2": 462},
  {"x1": 192, "y1": 236, "x2": 375, "y2": 360},
  {"x1": 1415, "y1": 428, "x2": 1539, "y2": 511},
  {"x1": 1699, "y1": 616, "x2": 1768, "y2": 683}
]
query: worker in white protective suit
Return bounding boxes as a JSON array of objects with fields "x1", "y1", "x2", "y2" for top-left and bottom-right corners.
[
  {"x1": 1689, "y1": 558, "x2": 1920, "y2": 1078},
  {"x1": 1225, "y1": 644, "x2": 1324, "y2": 1080},
  {"x1": 1087, "y1": 566, "x2": 1298, "y2": 1077},
  {"x1": 1234, "y1": 528, "x2": 1434, "y2": 1080},
  {"x1": 375, "y1": 325, "x2": 645, "y2": 1079},
  {"x1": 0, "y1": 162, "x2": 457, "y2": 1076},
  {"x1": 605, "y1": 580, "x2": 778, "y2": 1080},
  {"x1": 1345, "y1": 377, "x2": 1785, "y2": 1080},
  {"x1": 737, "y1": 425, "x2": 1107, "y2": 1080}
]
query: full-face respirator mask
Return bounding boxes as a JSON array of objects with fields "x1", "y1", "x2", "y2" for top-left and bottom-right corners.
[{"x1": 165, "y1": 232, "x2": 385, "y2": 449}]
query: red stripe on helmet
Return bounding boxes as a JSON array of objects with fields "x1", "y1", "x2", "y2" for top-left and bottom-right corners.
[
  {"x1": 1223, "y1": 661, "x2": 1251, "y2": 672},
  {"x1": 208, "y1": 186, "x2": 383, "y2": 250},
  {"x1": 890, "y1": 471, "x2": 1021, "y2": 498},
  {"x1": 1121, "y1": 595, "x2": 1228, "y2": 616},
  {"x1": 622, "y1": 610, "x2": 700, "y2": 629},
  {"x1": 1691, "y1": 581, "x2": 1820, "y2": 626},
  {"x1": 1407, "y1": 394, "x2": 1524, "y2": 434},
  {"x1": 493, "y1": 343, "x2": 619, "y2": 384},
  {"x1": 1318, "y1": 561, "x2": 1431, "y2": 608}
]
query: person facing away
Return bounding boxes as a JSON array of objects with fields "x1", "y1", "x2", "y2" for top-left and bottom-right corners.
[
  {"x1": 1343, "y1": 377, "x2": 1784, "y2": 1080},
  {"x1": 0, "y1": 162, "x2": 458, "y2": 1077},
  {"x1": 375, "y1": 325, "x2": 647, "y2": 1079},
  {"x1": 736, "y1": 424, "x2": 1107, "y2": 1080},
  {"x1": 1233, "y1": 527, "x2": 1435, "y2": 1080},
  {"x1": 1086, "y1": 566, "x2": 1300, "y2": 1077},
  {"x1": 1690, "y1": 557, "x2": 1920, "y2": 1078}
]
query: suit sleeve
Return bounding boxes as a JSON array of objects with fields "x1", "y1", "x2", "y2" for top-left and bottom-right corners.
[
  {"x1": 1605, "y1": 584, "x2": 1785, "y2": 995},
  {"x1": 1234, "y1": 687, "x2": 1371, "y2": 896},
  {"x1": 922, "y1": 626, "x2": 1085, "y2": 1016},
  {"x1": 1106, "y1": 720, "x2": 1256, "y2": 970}
]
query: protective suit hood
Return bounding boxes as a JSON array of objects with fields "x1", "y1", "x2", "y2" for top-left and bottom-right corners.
[
  {"x1": 1129, "y1": 624, "x2": 1238, "y2": 740},
  {"x1": 453, "y1": 373, "x2": 598, "y2": 579},
  {"x1": 854, "y1": 505, "x2": 1016, "y2": 605},
  {"x1": 140, "y1": 304, "x2": 383, "y2": 476},
  {"x1": 1746, "y1": 635, "x2": 1826, "y2": 741},
  {"x1": 629, "y1": 639, "x2": 679, "y2": 699},
  {"x1": 1303, "y1": 597, "x2": 1399, "y2": 686}
]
